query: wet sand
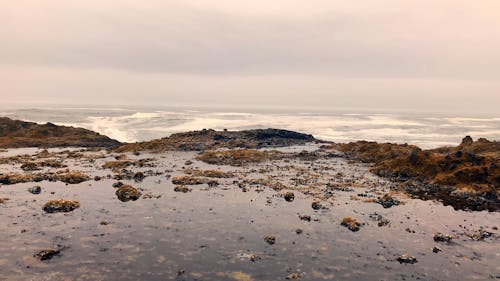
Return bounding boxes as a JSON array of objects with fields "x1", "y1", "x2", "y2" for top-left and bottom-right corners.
[{"x1": 0, "y1": 145, "x2": 498, "y2": 281}]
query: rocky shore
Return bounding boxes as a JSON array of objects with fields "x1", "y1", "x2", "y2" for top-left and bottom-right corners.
[{"x1": 0, "y1": 118, "x2": 498, "y2": 280}]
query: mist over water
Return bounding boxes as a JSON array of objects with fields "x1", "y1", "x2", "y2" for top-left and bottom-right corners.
[{"x1": 2, "y1": 105, "x2": 500, "y2": 148}]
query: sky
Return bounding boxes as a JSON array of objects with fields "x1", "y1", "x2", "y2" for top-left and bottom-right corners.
[{"x1": 1, "y1": 0, "x2": 499, "y2": 112}]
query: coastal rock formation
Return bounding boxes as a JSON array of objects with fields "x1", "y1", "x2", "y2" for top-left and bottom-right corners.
[
  {"x1": 0, "y1": 117, "x2": 121, "y2": 148},
  {"x1": 116, "y1": 128, "x2": 317, "y2": 152},
  {"x1": 332, "y1": 136, "x2": 500, "y2": 211}
]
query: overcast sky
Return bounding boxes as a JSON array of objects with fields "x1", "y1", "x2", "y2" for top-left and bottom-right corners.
[{"x1": 1, "y1": 0, "x2": 499, "y2": 112}]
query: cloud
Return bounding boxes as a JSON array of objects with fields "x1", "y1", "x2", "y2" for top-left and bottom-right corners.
[
  {"x1": 1, "y1": 0, "x2": 499, "y2": 79},
  {"x1": 0, "y1": 0, "x2": 499, "y2": 112}
]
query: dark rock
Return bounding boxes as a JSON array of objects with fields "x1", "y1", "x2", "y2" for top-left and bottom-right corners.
[
  {"x1": 461, "y1": 136, "x2": 473, "y2": 146},
  {"x1": 369, "y1": 212, "x2": 390, "y2": 227},
  {"x1": 298, "y1": 214, "x2": 311, "y2": 222},
  {"x1": 311, "y1": 201, "x2": 324, "y2": 210},
  {"x1": 28, "y1": 186, "x2": 41, "y2": 195},
  {"x1": 34, "y1": 249, "x2": 60, "y2": 261},
  {"x1": 133, "y1": 172, "x2": 145, "y2": 182},
  {"x1": 432, "y1": 247, "x2": 442, "y2": 253},
  {"x1": 433, "y1": 232, "x2": 453, "y2": 242},
  {"x1": 284, "y1": 192, "x2": 295, "y2": 202},
  {"x1": 264, "y1": 235, "x2": 276, "y2": 245},
  {"x1": 376, "y1": 194, "x2": 400, "y2": 208},
  {"x1": 112, "y1": 181, "x2": 124, "y2": 188},
  {"x1": 397, "y1": 254, "x2": 418, "y2": 264}
]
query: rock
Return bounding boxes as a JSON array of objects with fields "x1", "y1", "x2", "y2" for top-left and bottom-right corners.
[
  {"x1": 397, "y1": 254, "x2": 418, "y2": 264},
  {"x1": 34, "y1": 249, "x2": 60, "y2": 261},
  {"x1": 432, "y1": 246, "x2": 442, "y2": 253},
  {"x1": 295, "y1": 229, "x2": 303, "y2": 234},
  {"x1": 298, "y1": 215, "x2": 311, "y2": 222},
  {"x1": 264, "y1": 235, "x2": 276, "y2": 245},
  {"x1": 0, "y1": 198, "x2": 9, "y2": 204},
  {"x1": 284, "y1": 192, "x2": 295, "y2": 202},
  {"x1": 115, "y1": 185, "x2": 142, "y2": 202},
  {"x1": 433, "y1": 232, "x2": 453, "y2": 242},
  {"x1": 184, "y1": 160, "x2": 193, "y2": 166},
  {"x1": 28, "y1": 186, "x2": 41, "y2": 195},
  {"x1": 0, "y1": 117, "x2": 121, "y2": 148},
  {"x1": 42, "y1": 200, "x2": 80, "y2": 213},
  {"x1": 249, "y1": 253, "x2": 260, "y2": 262},
  {"x1": 465, "y1": 229, "x2": 493, "y2": 241},
  {"x1": 461, "y1": 136, "x2": 474, "y2": 146},
  {"x1": 285, "y1": 272, "x2": 302, "y2": 279},
  {"x1": 174, "y1": 185, "x2": 192, "y2": 193},
  {"x1": 311, "y1": 201, "x2": 324, "y2": 210},
  {"x1": 133, "y1": 172, "x2": 145, "y2": 182},
  {"x1": 375, "y1": 194, "x2": 400, "y2": 208},
  {"x1": 341, "y1": 217, "x2": 362, "y2": 232},
  {"x1": 369, "y1": 212, "x2": 390, "y2": 227},
  {"x1": 112, "y1": 181, "x2": 124, "y2": 188},
  {"x1": 94, "y1": 176, "x2": 102, "y2": 181}
]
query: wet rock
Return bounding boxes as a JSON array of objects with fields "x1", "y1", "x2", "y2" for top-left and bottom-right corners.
[
  {"x1": 298, "y1": 214, "x2": 311, "y2": 222},
  {"x1": 133, "y1": 172, "x2": 145, "y2": 182},
  {"x1": 28, "y1": 186, "x2": 41, "y2": 195},
  {"x1": 34, "y1": 249, "x2": 60, "y2": 261},
  {"x1": 174, "y1": 185, "x2": 192, "y2": 193},
  {"x1": 42, "y1": 200, "x2": 80, "y2": 213},
  {"x1": 375, "y1": 194, "x2": 400, "y2": 208},
  {"x1": 341, "y1": 217, "x2": 362, "y2": 232},
  {"x1": 311, "y1": 201, "x2": 324, "y2": 210},
  {"x1": 112, "y1": 181, "x2": 124, "y2": 188},
  {"x1": 397, "y1": 254, "x2": 418, "y2": 264},
  {"x1": 264, "y1": 235, "x2": 276, "y2": 245},
  {"x1": 284, "y1": 192, "x2": 295, "y2": 202},
  {"x1": 115, "y1": 185, "x2": 142, "y2": 202},
  {"x1": 249, "y1": 253, "x2": 260, "y2": 262},
  {"x1": 465, "y1": 229, "x2": 493, "y2": 241},
  {"x1": 432, "y1": 246, "x2": 442, "y2": 253},
  {"x1": 285, "y1": 272, "x2": 302, "y2": 279},
  {"x1": 369, "y1": 212, "x2": 390, "y2": 227},
  {"x1": 433, "y1": 232, "x2": 453, "y2": 242}
]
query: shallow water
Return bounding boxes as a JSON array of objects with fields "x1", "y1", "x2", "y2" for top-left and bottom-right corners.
[{"x1": 0, "y1": 147, "x2": 499, "y2": 281}]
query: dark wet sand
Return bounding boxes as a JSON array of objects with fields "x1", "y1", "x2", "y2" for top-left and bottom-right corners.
[{"x1": 0, "y1": 145, "x2": 498, "y2": 281}]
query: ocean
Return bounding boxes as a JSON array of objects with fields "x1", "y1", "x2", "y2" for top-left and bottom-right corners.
[{"x1": 1, "y1": 105, "x2": 500, "y2": 148}]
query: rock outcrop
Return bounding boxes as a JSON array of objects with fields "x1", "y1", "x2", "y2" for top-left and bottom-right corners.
[{"x1": 0, "y1": 117, "x2": 121, "y2": 148}]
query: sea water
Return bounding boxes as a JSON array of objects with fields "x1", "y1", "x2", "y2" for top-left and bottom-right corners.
[{"x1": 1, "y1": 105, "x2": 500, "y2": 148}]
